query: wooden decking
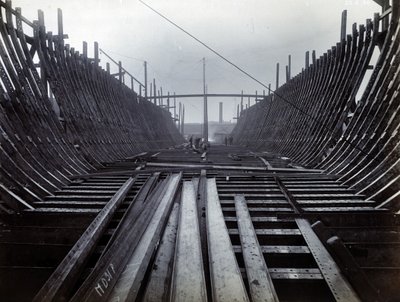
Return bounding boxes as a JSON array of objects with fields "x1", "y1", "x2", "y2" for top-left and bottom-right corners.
[{"x1": 1, "y1": 145, "x2": 399, "y2": 301}]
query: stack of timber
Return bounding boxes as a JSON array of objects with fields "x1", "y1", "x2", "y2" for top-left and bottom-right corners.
[{"x1": 233, "y1": 3, "x2": 400, "y2": 212}]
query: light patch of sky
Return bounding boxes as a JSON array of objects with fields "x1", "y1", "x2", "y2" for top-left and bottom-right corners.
[{"x1": 13, "y1": 0, "x2": 381, "y2": 122}]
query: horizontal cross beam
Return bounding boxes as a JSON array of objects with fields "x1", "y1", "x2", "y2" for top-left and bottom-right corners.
[{"x1": 147, "y1": 93, "x2": 268, "y2": 100}]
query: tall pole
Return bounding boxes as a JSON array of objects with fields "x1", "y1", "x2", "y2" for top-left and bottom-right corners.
[
  {"x1": 153, "y1": 78, "x2": 156, "y2": 105},
  {"x1": 144, "y1": 61, "x2": 148, "y2": 101},
  {"x1": 203, "y1": 57, "x2": 208, "y2": 142},
  {"x1": 181, "y1": 104, "x2": 185, "y2": 135},
  {"x1": 174, "y1": 92, "x2": 176, "y2": 122},
  {"x1": 179, "y1": 102, "x2": 182, "y2": 133},
  {"x1": 167, "y1": 91, "x2": 170, "y2": 114},
  {"x1": 219, "y1": 102, "x2": 223, "y2": 123}
]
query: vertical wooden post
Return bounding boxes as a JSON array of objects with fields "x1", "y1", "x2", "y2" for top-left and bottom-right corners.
[
  {"x1": 57, "y1": 8, "x2": 63, "y2": 44},
  {"x1": 247, "y1": 96, "x2": 250, "y2": 108},
  {"x1": 174, "y1": 92, "x2": 176, "y2": 121},
  {"x1": 219, "y1": 102, "x2": 223, "y2": 123},
  {"x1": 153, "y1": 78, "x2": 156, "y2": 105},
  {"x1": 255, "y1": 90, "x2": 258, "y2": 102},
  {"x1": 181, "y1": 104, "x2": 185, "y2": 135},
  {"x1": 167, "y1": 92, "x2": 170, "y2": 114},
  {"x1": 139, "y1": 85, "x2": 142, "y2": 97},
  {"x1": 149, "y1": 83, "x2": 153, "y2": 100},
  {"x1": 106, "y1": 62, "x2": 110, "y2": 74},
  {"x1": 118, "y1": 61, "x2": 122, "y2": 84},
  {"x1": 341, "y1": 10, "x2": 347, "y2": 41},
  {"x1": 82, "y1": 41, "x2": 87, "y2": 58},
  {"x1": 157, "y1": 90, "x2": 161, "y2": 106},
  {"x1": 286, "y1": 66, "x2": 289, "y2": 82},
  {"x1": 144, "y1": 61, "x2": 148, "y2": 101},
  {"x1": 203, "y1": 58, "x2": 208, "y2": 142},
  {"x1": 268, "y1": 84, "x2": 271, "y2": 95},
  {"x1": 237, "y1": 104, "x2": 239, "y2": 120},
  {"x1": 178, "y1": 102, "x2": 182, "y2": 132},
  {"x1": 160, "y1": 87, "x2": 164, "y2": 106},
  {"x1": 38, "y1": 9, "x2": 48, "y2": 95},
  {"x1": 276, "y1": 63, "x2": 279, "y2": 90},
  {"x1": 312, "y1": 50, "x2": 316, "y2": 65},
  {"x1": 240, "y1": 90, "x2": 244, "y2": 113},
  {"x1": 305, "y1": 51, "x2": 310, "y2": 69},
  {"x1": 94, "y1": 42, "x2": 99, "y2": 66},
  {"x1": 131, "y1": 76, "x2": 134, "y2": 90},
  {"x1": 288, "y1": 54, "x2": 291, "y2": 79}
]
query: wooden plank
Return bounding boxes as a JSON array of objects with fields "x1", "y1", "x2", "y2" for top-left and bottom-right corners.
[
  {"x1": 142, "y1": 203, "x2": 180, "y2": 302},
  {"x1": 32, "y1": 177, "x2": 136, "y2": 302},
  {"x1": 206, "y1": 178, "x2": 249, "y2": 302},
  {"x1": 107, "y1": 177, "x2": 178, "y2": 301},
  {"x1": 146, "y1": 162, "x2": 323, "y2": 173},
  {"x1": 70, "y1": 173, "x2": 182, "y2": 302},
  {"x1": 235, "y1": 195, "x2": 279, "y2": 302},
  {"x1": 296, "y1": 218, "x2": 360, "y2": 302},
  {"x1": 170, "y1": 181, "x2": 207, "y2": 301},
  {"x1": 257, "y1": 156, "x2": 273, "y2": 169}
]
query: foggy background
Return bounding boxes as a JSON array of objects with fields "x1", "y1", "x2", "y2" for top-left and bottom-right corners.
[{"x1": 13, "y1": 0, "x2": 380, "y2": 123}]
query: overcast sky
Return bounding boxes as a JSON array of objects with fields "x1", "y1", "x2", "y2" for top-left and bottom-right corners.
[{"x1": 14, "y1": 0, "x2": 381, "y2": 123}]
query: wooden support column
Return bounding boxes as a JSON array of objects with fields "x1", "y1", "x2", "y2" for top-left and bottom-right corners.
[
  {"x1": 57, "y1": 8, "x2": 63, "y2": 45},
  {"x1": 153, "y1": 78, "x2": 156, "y2": 105},
  {"x1": 167, "y1": 92, "x2": 170, "y2": 114},
  {"x1": 288, "y1": 54, "x2": 291, "y2": 79},
  {"x1": 181, "y1": 104, "x2": 185, "y2": 135},
  {"x1": 130, "y1": 76, "x2": 134, "y2": 90},
  {"x1": 94, "y1": 42, "x2": 99, "y2": 66},
  {"x1": 178, "y1": 102, "x2": 182, "y2": 132},
  {"x1": 275, "y1": 63, "x2": 279, "y2": 90},
  {"x1": 286, "y1": 65, "x2": 289, "y2": 82},
  {"x1": 149, "y1": 83, "x2": 153, "y2": 100},
  {"x1": 268, "y1": 84, "x2": 271, "y2": 95},
  {"x1": 38, "y1": 9, "x2": 48, "y2": 95},
  {"x1": 106, "y1": 62, "x2": 110, "y2": 74},
  {"x1": 118, "y1": 61, "x2": 123, "y2": 84},
  {"x1": 341, "y1": 10, "x2": 347, "y2": 41},
  {"x1": 203, "y1": 58, "x2": 208, "y2": 142},
  {"x1": 144, "y1": 61, "x2": 148, "y2": 101},
  {"x1": 305, "y1": 51, "x2": 310, "y2": 69},
  {"x1": 82, "y1": 41, "x2": 87, "y2": 59},
  {"x1": 219, "y1": 102, "x2": 223, "y2": 123},
  {"x1": 312, "y1": 50, "x2": 316, "y2": 65},
  {"x1": 174, "y1": 92, "x2": 176, "y2": 121},
  {"x1": 237, "y1": 104, "x2": 240, "y2": 120},
  {"x1": 240, "y1": 90, "x2": 244, "y2": 113}
]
